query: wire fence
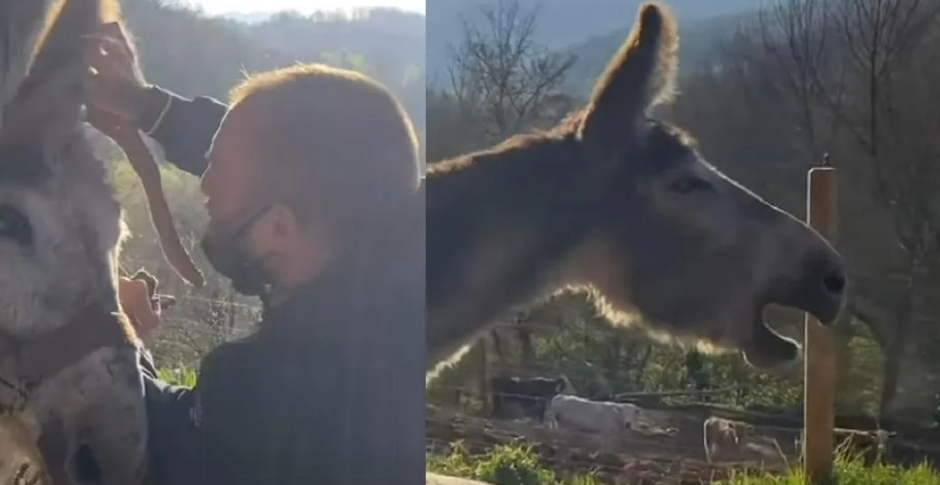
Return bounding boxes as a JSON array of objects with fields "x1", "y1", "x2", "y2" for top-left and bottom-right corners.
[
  {"x1": 148, "y1": 293, "x2": 261, "y2": 370},
  {"x1": 425, "y1": 390, "x2": 800, "y2": 485},
  {"x1": 152, "y1": 293, "x2": 777, "y2": 483},
  {"x1": 426, "y1": 360, "x2": 940, "y2": 485},
  {"x1": 423, "y1": 316, "x2": 931, "y2": 485},
  {"x1": 142, "y1": 292, "x2": 926, "y2": 484},
  {"x1": 425, "y1": 335, "x2": 811, "y2": 485}
]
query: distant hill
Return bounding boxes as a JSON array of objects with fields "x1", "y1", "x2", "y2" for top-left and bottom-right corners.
[
  {"x1": 120, "y1": 0, "x2": 425, "y2": 139},
  {"x1": 221, "y1": 11, "x2": 275, "y2": 24},
  {"x1": 562, "y1": 10, "x2": 755, "y2": 94},
  {"x1": 426, "y1": 0, "x2": 764, "y2": 86}
]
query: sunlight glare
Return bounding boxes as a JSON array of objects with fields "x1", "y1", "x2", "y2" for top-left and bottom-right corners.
[{"x1": 187, "y1": 0, "x2": 425, "y2": 15}]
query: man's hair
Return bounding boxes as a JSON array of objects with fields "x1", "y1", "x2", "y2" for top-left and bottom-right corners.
[{"x1": 228, "y1": 63, "x2": 421, "y2": 237}]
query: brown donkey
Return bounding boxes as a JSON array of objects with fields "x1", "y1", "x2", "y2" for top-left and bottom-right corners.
[
  {"x1": 0, "y1": 0, "x2": 192, "y2": 484},
  {"x1": 427, "y1": 2, "x2": 847, "y2": 378}
]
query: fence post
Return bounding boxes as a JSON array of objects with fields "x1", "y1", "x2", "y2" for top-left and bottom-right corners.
[
  {"x1": 478, "y1": 337, "x2": 490, "y2": 415},
  {"x1": 803, "y1": 161, "x2": 838, "y2": 484}
]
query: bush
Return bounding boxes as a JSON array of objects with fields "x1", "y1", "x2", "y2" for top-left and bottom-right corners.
[{"x1": 427, "y1": 443, "x2": 603, "y2": 485}]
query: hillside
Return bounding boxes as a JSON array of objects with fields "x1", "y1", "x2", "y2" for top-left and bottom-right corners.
[
  {"x1": 120, "y1": 0, "x2": 426, "y2": 136},
  {"x1": 562, "y1": 10, "x2": 755, "y2": 94},
  {"x1": 426, "y1": 0, "x2": 763, "y2": 86},
  {"x1": 100, "y1": 0, "x2": 426, "y2": 372},
  {"x1": 222, "y1": 11, "x2": 274, "y2": 23}
]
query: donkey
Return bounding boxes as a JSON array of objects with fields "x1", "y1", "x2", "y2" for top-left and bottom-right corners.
[
  {"x1": 426, "y1": 2, "x2": 847, "y2": 379},
  {"x1": 0, "y1": 0, "x2": 172, "y2": 483}
]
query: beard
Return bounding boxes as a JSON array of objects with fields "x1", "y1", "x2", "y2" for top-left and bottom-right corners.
[{"x1": 199, "y1": 205, "x2": 273, "y2": 297}]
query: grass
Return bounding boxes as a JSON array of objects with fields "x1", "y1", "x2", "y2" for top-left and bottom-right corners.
[
  {"x1": 428, "y1": 443, "x2": 940, "y2": 485},
  {"x1": 427, "y1": 442, "x2": 604, "y2": 485},
  {"x1": 722, "y1": 455, "x2": 940, "y2": 484},
  {"x1": 163, "y1": 363, "x2": 939, "y2": 485},
  {"x1": 156, "y1": 366, "x2": 198, "y2": 387}
]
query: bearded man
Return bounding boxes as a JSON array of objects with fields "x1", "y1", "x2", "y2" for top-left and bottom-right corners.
[{"x1": 85, "y1": 23, "x2": 425, "y2": 485}]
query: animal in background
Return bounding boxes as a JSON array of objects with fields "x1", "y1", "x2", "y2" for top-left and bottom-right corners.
[
  {"x1": 490, "y1": 375, "x2": 575, "y2": 420},
  {"x1": 544, "y1": 395, "x2": 643, "y2": 432},
  {"x1": 703, "y1": 417, "x2": 754, "y2": 463},
  {"x1": 544, "y1": 395, "x2": 645, "y2": 452},
  {"x1": 703, "y1": 417, "x2": 786, "y2": 467}
]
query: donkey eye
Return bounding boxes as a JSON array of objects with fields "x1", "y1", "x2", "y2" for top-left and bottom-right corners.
[
  {"x1": 0, "y1": 205, "x2": 33, "y2": 246},
  {"x1": 668, "y1": 176, "x2": 712, "y2": 194}
]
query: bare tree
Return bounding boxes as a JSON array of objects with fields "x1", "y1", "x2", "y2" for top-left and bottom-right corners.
[
  {"x1": 746, "y1": 0, "x2": 862, "y2": 416},
  {"x1": 447, "y1": 0, "x2": 577, "y2": 142},
  {"x1": 823, "y1": 0, "x2": 940, "y2": 423},
  {"x1": 748, "y1": 0, "x2": 940, "y2": 423},
  {"x1": 755, "y1": 0, "x2": 839, "y2": 161},
  {"x1": 443, "y1": 0, "x2": 578, "y2": 373}
]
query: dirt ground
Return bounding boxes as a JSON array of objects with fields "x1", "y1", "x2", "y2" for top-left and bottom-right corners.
[{"x1": 426, "y1": 405, "x2": 796, "y2": 485}]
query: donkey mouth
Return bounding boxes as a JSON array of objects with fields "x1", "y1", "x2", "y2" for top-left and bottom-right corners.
[
  {"x1": 777, "y1": 290, "x2": 845, "y2": 326},
  {"x1": 745, "y1": 270, "x2": 847, "y2": 369},
  {"x1": 744, "y1": 307, "x2": 802, "y2": 369},
  {"x1": 764, "y1": 267, "x2": 847, "y2": 327}
]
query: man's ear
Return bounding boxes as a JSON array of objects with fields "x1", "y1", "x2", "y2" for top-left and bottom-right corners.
[
  {"x1": 272, "y1": 202, "x2": 297, "y2": 231},
  {"x1": 261, "y1": 203, "x2": 304, "y2": 248},
  {"x1": 261, "y1": 198, "x2": 339, "y2": 258}
]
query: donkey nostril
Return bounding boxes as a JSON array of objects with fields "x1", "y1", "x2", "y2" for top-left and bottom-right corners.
[
  {"x1": 822, "y1": 271, "x2": 846, "y2": 296},
  {"x1": 73, "y1": 443, "x2": 102, "y2": 484}
]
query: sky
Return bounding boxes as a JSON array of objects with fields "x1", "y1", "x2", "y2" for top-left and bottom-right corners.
[{"x1": 188, "y1": 0, "x2": 425, "y2": 16}]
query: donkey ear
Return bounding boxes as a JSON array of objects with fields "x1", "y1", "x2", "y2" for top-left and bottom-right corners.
[
  {"x1": 1, "y1": 0, "x2": 121, "y2": 146},
  {"x1": 0, "y1": 0, "x2": 63, "y2": 122},
  {"x1": 577, "y1": 2, "x2": 679, "y2": 144}
]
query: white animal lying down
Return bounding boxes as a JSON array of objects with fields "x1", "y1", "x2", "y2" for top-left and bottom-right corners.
[
  {"x1": 543, "y1": 395, "x2": 643, "y2": 433},
  {"x1": 703, "y1": 416, "x2": 785, "y2": 466}
]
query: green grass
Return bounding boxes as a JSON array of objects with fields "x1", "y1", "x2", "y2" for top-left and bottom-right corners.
[
  {"x1": 428, "y1": 444, "x2": 940, "y2": 485},
  {"x1": 722, "y1": 454, "x2": 940, "y2": 484},
  {"x1": 164, "y1": 363, "x2": 938, "y2": 485},
  {"x1": 156, "y1": 366, "x2": 198, "y2": 387},
  {"x1": 427, "y1": 442, "x2": 604, "y2": 485}
]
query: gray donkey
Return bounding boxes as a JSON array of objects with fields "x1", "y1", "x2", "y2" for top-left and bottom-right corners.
[
  {"x1": 427, "y1": 2, "x2": 847, "y2": 379},
  {"x1": 0, "y1": 0, "x2": 189, "y2": 483}
]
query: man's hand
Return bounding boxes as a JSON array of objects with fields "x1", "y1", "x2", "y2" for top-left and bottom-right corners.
[
  {"x1": 83, "y1": 22, "x2": 151, "y2": 123},
  {"x1": 119, "y1": 277, "x2": 163, "y2": 341},
  {"x1": 86, "y1": 106, "x2": 136, "y2": 143}
]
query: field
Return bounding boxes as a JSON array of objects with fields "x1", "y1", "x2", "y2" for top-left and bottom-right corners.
[
  {"x1": 427, "y1": 404, "x2": 784, "y2": 484},
  {"x1": 426, "y1": 404, "x2": 940, "y2": 485},
  {"x1": 428, "y1": 443, "x2": 940, "y2": 485}
]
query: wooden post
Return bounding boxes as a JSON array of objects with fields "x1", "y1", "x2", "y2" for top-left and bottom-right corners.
[
  {"x1": 478, "y1": 338, "x2": 490, "y2": 415},
  {"x1": 803, "y1": 165, "x2": 838, "y2": 484}
]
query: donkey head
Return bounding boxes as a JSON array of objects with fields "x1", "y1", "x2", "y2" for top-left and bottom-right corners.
[
  {"x1": 558, "y1": 2, "x2": 846, "y2": 368},
  {"x1": 0, "y1": 0, "x2": 126, "y2": 338},
  {"x1": 0, "y1": 1, "x2": 148, "y2": 484}
]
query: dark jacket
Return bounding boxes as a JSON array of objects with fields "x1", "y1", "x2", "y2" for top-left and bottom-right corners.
[{"x1": 137, "y1": 87, "x2": 425, "y2": 485}]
